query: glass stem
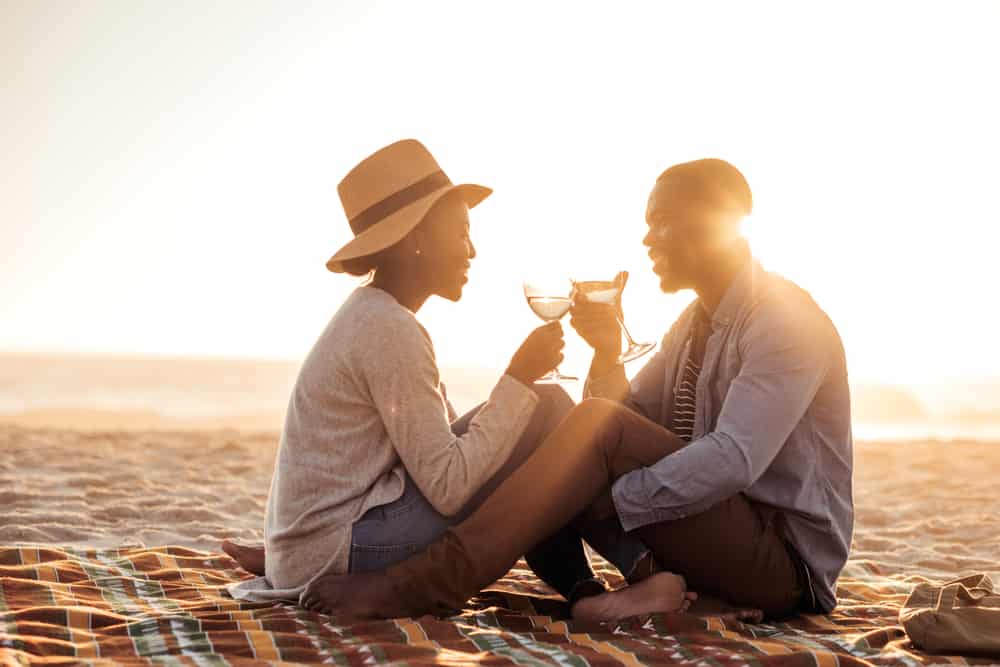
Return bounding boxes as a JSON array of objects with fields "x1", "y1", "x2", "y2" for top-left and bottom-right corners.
[{"x1": 617, "y1": 315, "x2": 639, "y2": 347}]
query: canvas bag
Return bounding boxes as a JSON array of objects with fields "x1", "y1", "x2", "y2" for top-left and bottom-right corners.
[{"x1": 900, "y1": 573, "x2": 1000, "y2": 657}]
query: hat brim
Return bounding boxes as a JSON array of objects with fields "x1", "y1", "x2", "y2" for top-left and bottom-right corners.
[{"x1": 326, "y1": 183, "x2": 491, "y2": 273}]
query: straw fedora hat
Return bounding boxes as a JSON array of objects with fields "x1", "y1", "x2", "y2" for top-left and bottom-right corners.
[{"x1": 326, "y1": 139, "x2": 492, "y2": 273}]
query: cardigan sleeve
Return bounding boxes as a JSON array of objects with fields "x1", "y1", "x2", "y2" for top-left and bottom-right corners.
[{"x1": 361, "y1": 317, "x2": 539, "y2": 516}]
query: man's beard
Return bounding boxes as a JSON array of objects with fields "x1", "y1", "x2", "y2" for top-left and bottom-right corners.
[{"x1": 656, "y1": 261, "x2": 690, "y2": 293}]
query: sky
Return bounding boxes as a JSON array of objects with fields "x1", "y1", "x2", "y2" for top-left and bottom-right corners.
[{"x1": 3, "y1": 1, "x2": 1000, "y2": 391}]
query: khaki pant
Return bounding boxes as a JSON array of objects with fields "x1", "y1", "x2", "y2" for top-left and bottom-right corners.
[{"x1": 387, "y1": 398, "x2": 806, "y2": 618}]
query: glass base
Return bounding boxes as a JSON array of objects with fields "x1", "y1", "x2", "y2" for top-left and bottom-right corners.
[
  {"x1": 618, "y1": 342, "x2": 656, "y2": 364},
  {"x1": 536, "y1": 369, "x2": 578, "y2": 384}
]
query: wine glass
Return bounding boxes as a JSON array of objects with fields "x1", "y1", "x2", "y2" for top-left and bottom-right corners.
[
  {"x1": 572, "y1": 271, "x2": 656, "y2": 364},
  {"x1": 523, "y1": 278, "x2": 577, "y2": 384}
]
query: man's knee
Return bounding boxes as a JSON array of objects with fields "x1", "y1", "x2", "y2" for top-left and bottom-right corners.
[
  {"x1": 573, "y1": 397, "x2": 621, "y2": 419},
  {"x1": 570, "y1": 398, "x2": 626, "y2": 431},
  {"x1": 563, "y1": 398, "x2": 630, "y2": 462}
]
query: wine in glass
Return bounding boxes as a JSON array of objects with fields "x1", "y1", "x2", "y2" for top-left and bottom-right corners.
[
  {"x1": 572, "y1": 271, "x2": 656, "y2": 364},
  {"x1": 523, "y1": 279, "x2": 577, "y2": 384}
]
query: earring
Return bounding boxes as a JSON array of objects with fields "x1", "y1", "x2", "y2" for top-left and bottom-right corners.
[{"x1": 415, "y1": 248, "x2": 422, "y2": 255}]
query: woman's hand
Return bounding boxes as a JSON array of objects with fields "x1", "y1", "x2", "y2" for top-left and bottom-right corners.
[{"x1": 505, "y1": 321, "x2": 565, "y2": 386}]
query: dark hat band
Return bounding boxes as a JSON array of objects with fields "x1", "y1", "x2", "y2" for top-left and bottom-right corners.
[{"x1": 349, "y1": 170, "x2": 452, "y2": 235}]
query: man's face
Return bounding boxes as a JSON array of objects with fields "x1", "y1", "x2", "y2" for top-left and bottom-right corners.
[{"x1": 643, "y1": 181, "x2": 715, "y2": 293}]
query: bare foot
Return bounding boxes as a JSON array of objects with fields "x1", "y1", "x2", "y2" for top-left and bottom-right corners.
[
  {"x1": 300, "y1": 571, "x2": 410, "y2": 618},
  {"x1": 221, "y1": 539, "x2": 266, "y2": 576},
  {"x1": 572, "y1": 572, "x2": 697, "y2": 623}
]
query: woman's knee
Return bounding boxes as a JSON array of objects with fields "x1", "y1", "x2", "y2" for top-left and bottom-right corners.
[{"x1": 532, "y1": 384, "x2": 575, "y2": 420}]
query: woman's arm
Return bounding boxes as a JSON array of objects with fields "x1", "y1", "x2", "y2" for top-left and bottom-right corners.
[{"x1": 362, "y1": 322, "x2": 539, "y2": 516}]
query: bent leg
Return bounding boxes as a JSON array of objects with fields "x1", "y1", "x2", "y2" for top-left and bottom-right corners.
[{"x1": 385, "y1": 398, "x2": 685, "y2": 614}]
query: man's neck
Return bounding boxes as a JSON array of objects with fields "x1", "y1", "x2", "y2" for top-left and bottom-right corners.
[{"x1": 694, "y1": 240, "x2": 751, "y2": 316}]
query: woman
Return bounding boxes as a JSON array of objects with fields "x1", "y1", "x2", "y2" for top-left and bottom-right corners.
[{"x1": 225, "y1": 139, "x2": 690, "y2": 621}]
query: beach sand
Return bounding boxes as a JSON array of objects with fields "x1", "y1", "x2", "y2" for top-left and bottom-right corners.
[{"x1": 2, "y1": 423, "x2": 998, "y2": 584}]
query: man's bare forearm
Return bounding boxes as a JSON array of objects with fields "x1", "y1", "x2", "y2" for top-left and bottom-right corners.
[{"x1": 585, "y1": 352, "x2": 631, "y2": 403}]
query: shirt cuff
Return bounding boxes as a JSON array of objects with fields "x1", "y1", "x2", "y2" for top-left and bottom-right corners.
[{"x1": 611, "y1": 468, "x2": 688, "y2": 533}]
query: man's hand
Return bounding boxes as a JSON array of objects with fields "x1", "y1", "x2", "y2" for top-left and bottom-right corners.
[
  {"x1": 570, "y1": 271, "x2": 628, "y2": 359},
  {"x1": 569, "y1": 298, "x2": 621, "y2": 355},
  {"x1": 505, "y1": 321, "x2": 565, "y2": 386},
  {"x1": 570, "y1": 296, "x2": 622, "y2": 381}
]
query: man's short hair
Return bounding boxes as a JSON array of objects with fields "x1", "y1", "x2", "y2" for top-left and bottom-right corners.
[{"x1": 656, "y1": 159, "x2": 753, "y2": 221}]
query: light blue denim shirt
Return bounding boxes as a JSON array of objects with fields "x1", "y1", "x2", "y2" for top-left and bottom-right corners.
[{"x1": 587, "y1": 259, "x2": 854, "y2": 613}]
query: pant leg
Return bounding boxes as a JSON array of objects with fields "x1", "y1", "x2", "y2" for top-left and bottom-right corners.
[
  {"x1": 636, "y1": 498, "x2": 803, "y2": 618},
  {"x1": 524, "y1": 524, "x2": 606, "y2": 604},
  {"x1": 523, "y1": 517, "x2": 652, "y2": 605},
  {"x1": 574, "y1": 515, "x2": 651, "y2": 580}
]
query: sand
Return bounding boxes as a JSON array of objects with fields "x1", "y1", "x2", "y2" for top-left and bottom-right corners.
[{"x1": 2, "y1": 424, "x2": 998, "y2": 584}]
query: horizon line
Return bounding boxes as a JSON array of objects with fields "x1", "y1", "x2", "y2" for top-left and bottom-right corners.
[{"x1": 2, "y1": 346, "x2": 1000, "y2": 387}]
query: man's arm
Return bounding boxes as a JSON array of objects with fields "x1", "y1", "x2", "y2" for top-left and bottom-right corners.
[
  {"x1": 611, "y1": 300, "x2": 832, "y2": 531},
  {"x1": 584, "y1": 342, "x2": 669, "y2": 422},
  {"x1": 573, "y1": 297, "x2": 684, "y2": 421}
]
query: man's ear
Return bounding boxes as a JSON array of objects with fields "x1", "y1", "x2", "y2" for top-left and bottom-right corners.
[{"x1": 707, "y1": 217, "x2": 744, "y2": 253}]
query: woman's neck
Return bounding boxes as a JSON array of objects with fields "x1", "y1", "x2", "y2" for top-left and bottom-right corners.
[{"x1": 370, "y1": 272, "x2": 432, "y2": 313}]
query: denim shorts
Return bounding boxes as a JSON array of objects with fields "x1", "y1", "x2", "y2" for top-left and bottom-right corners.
[{"x1": 348, "y1": 473, "x2": 454, "y2": 573}]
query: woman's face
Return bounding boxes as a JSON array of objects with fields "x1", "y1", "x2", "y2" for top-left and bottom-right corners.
[{"x1": 414, "y1": 194, "x2": 476, "y2": 302}]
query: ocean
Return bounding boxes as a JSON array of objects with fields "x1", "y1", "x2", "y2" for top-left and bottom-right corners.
[{"x1": 2, "y1": 351, "x2": 999, "y2": 441}]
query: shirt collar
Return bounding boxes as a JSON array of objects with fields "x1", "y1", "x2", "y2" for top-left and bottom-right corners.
[{"x1": 698, "y1": 256, "x2": 760, "y2": 329}]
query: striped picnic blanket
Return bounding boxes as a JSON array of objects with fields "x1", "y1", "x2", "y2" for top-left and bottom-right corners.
[{"x1": 1, "y1": 544, "x2": 995, "y2": 666}]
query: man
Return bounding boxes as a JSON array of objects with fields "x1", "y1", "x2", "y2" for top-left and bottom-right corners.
[{"x1": 299, "y1": 158, "x2": 854, "y2": 620}]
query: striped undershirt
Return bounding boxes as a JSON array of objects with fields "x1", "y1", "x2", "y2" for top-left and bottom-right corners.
[
  {"x1": 671, "y1": 355, "x2": 701, "y2": 442},
  {"x1": 670, "y1": 309, "x2": 711, "y2": 442}
]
